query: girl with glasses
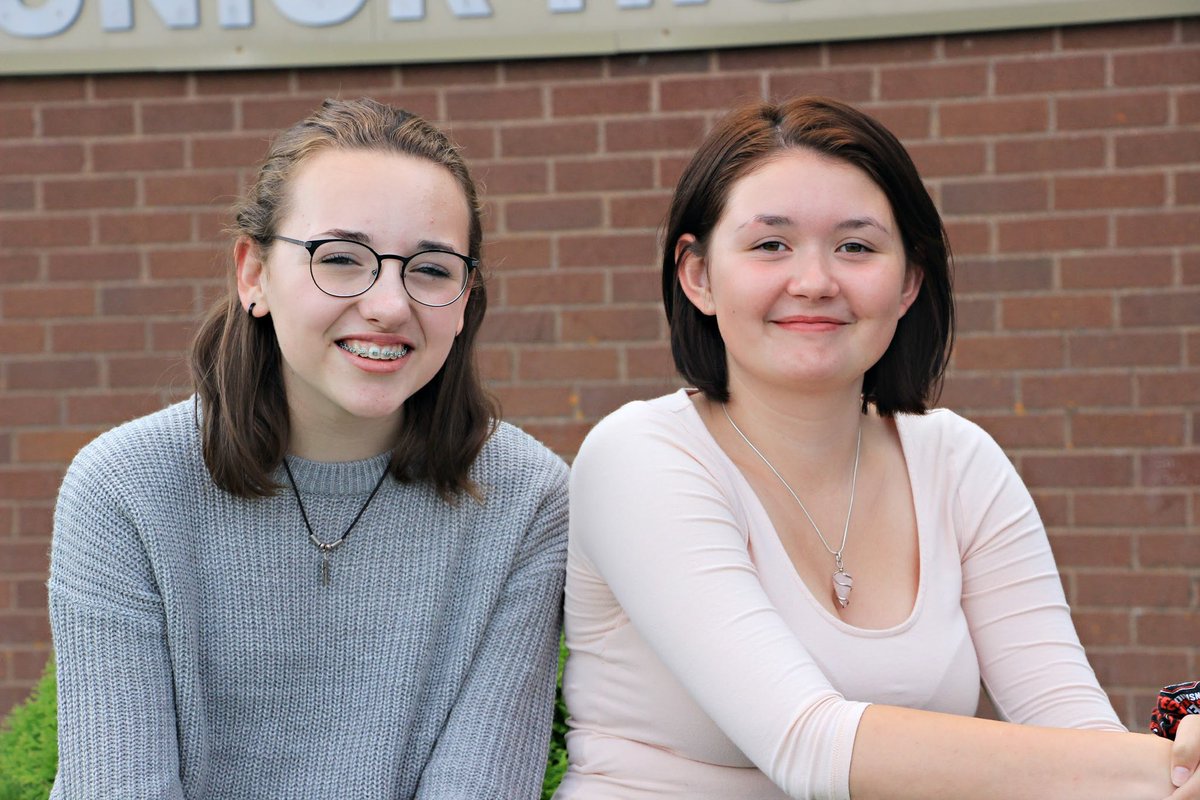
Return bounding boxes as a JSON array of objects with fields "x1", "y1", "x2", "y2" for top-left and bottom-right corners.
[
  {"x1": 48, "y1": 98, "x2": 567, "y2": 799},
  {"x1": 557, "y1": 96, "x2": 1199, "y2": 800}
]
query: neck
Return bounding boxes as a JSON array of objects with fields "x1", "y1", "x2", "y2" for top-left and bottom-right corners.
[{"x1": 286, "y1": 401, "x2": 401, "y2": 463}]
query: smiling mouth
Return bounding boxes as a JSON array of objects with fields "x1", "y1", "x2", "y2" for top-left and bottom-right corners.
[{"x1": 337, "y1": 341, "x2": 411, "y2": 361}]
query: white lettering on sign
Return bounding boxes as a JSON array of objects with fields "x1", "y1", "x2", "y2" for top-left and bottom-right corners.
[
  {"x1": 273, "y1": 0, "x2": 365, "y2": 26},
  {"x1": 100, "y1": 0, "x2": 198, "y2": 31},
  {"x1": 391, "y1": 0, "x2": 491, "y2": 21},
  {"x1": 219, "y1": 0, "x2": 252, "y2": 27},
  {"x1": 0, "y1": 0, "x2": 83, "y2": 37}
]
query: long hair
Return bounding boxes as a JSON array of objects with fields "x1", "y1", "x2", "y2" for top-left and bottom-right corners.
[
  {"x1": 191, "y1": 97, "x2": 497, "y2": 498},
  {"x1": 662, "y1": 96, "x2": 955, "y2": 415}
]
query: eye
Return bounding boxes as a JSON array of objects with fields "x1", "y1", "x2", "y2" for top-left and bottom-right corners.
[
  {"x1": 754, "y1": 240, "x2": 788, "y2": 253},
  {"x1": 836, "y1": 241, "x2": 875, "y2": 255}
]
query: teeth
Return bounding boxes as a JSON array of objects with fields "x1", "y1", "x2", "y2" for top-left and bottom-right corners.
[{"x1": 338, "y1": 341, "x2": 410, "y2": 361}]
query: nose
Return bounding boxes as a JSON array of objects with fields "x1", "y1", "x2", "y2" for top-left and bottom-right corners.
[
  {"x1": 356, "y1": 257, "x2": 415, "y2": 326},
  {"x1": 785, "y1": 247, "x2": 839, "y2": 300}
]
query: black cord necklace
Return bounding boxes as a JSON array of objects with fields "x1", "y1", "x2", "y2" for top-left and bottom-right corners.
[{"x1": 282, "y1": 457, "x2": 390, "y2": 587}]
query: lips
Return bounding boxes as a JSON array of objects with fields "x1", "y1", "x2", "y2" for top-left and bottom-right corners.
[{"x1": 337, "y1": 339, "x2": 411, "y2": 361}]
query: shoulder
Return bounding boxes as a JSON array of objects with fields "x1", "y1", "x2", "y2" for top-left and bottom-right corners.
[
  {"x1": 65, "y1": 399, "x2": 203, "y2": 493},
  {"x1": 896, "y1": 408, "x2": 1019, "y2": 492},
  {"x1": 577, "y1": 390, "x2": 698, "y2": 459},
  {"x1": 475, "y1": 421, "x2": 568, "y2": 493}
]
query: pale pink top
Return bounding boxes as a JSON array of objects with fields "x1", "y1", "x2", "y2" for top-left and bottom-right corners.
[{"x1": 557, "y1": 390, "x2": 1123, "y2": 800}]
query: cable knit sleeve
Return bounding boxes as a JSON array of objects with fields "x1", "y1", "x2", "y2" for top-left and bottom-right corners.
[
  {"x1": 417, "y1": 448, "x2": 570, "y2": 799},
  {"x1": 948, "y1": 413, "x2": 1124, "y2": 731},
  {"x1": 48, "y1": 436, "x2": 186, "y2": 799},
  {"x1": 569, "y1": 402, "x2": 867, "y2": 800}
]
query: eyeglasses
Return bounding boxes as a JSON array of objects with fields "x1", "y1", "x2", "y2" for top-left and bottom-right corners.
[{"x1": 272, "y1": 236, "x2": 477, "y2": 308}]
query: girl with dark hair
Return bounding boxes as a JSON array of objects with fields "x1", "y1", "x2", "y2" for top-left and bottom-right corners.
[
  {"x1": 558, "y1": 96, "x2": 1198, "y2": 799},
  {"x1": 49, "y1": 98, "x2": 567, "y2": 799}
]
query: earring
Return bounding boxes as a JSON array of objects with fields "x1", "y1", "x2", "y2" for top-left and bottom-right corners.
[{"x1": 247, "y1": 302, "x2": 256, "y2": 318}]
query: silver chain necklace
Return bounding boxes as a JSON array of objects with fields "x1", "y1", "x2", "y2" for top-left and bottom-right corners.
[{"x1": 721, "y1": 403, "x2": 862, "y2": 609}]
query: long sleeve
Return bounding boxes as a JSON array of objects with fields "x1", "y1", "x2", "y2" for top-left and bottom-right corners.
[
  {"x1": 417, "y1": 459, "x2": 570, "y2": 799},
  {"x1": 945, "y1": 413, "x2": 1123, "y2": 730},
  {"x1": 568, "y1": 402, "x2": 867, "y2": 800},
  {"x1": 48, "y1": 441, "x2": 186, "y2": 799}
]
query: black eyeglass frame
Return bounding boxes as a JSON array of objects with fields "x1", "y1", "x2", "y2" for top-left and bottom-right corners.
[{"x1": 271, "y1": 235, "x2": 478, "y2": 308}]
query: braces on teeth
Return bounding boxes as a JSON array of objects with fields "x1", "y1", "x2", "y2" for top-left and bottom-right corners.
[{"x1": 339, "y1": 342, "x2": 409, "y2": 361}]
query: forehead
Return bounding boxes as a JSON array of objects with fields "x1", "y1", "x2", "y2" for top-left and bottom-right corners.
[{"x1": 721, "y1": 148, "x2": 894, "y2": 225}]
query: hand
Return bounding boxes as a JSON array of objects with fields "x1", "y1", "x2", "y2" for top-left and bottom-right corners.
[{"x1": 1168, "y1": 715, "x2": 1200, "y2": 799}]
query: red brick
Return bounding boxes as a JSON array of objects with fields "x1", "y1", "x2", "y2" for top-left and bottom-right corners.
[
  {"x1": 717, "y1": 44, "x2": 822, "y2": 71},
  {"x1": 10, "y1": 647, "x2": 50, "y2": 678},
  {"x1": 971, "y1": 412, "x2": 1066, "y2": 449},
  {"x1": 1, "y1": 286, "x2": 95, "y2": 318},
  {"x1": 92, "y1": 73, "x2": 187, "y2": 99},
  {"x1": 1001, "y1": 294, "x2": 1112, "y2": 331},
  {"x1": 478, "y1": 309, "x2": 555, "y2": 344},
  {"x1": 0, "y1": 143, "x2": 85, "y2": 176},
  {"x1": 0, "y1": 216, "x2": 91, "y2": 249},
  {"x1": 605, "y1": 117, "x2": 706, "y2": 153},
  {"x1": 1021, "y1": 453, "x2": 1133, "y2": 489},
  {"x1": 475, "y1": 346, "x2": 512, "y2": 383},
  {"x1": 1137, "y1": 371, "x2": 1200, "y2": 406},
  {"x1": 905, "y1": 142, "x2": 986, "y2": 178},
  {"x1": 658, "y1": 157, "x2": 689, "y2": 189},
  {"x1": 1180, "y1": 89, "x2": 1200, "y2": 124},
  {"x1": 14, "y1": 430, "x2": 99, "y2": 464},
  {"x1": 1074, "y1": 491, "x2": 1188, "y2": 528},
  {"x1": 1139, "y1": 531, "x2": 1200, "y2": 568},
  {"x1": 292, "y1": 65, "x2": 396, "y2": 92},
  {"x1": 939, "y1": 375, "x2": 1017, "y2": 412},
  {"x1": 1179, "y1": 171, "x2": 1200, "y2": 205},
  {"x1": 955, "y1": 258, "x2": 1053, "y2": 294},
  {"x1": 1114, "y1": 49, "x2": 1200, "y2": 88},
  {"x1": 880, "y1": 63, "x2": 987, "y2": 101},
  {"x1": 195, "y1": 70, "x2": 293, "y2": 95},
  {"x1": 555, "y1": 158, "x2": 655, "y2": 192},
  {"x1": 1116, "y1": 131, "x2": 1200, "y2": 168},
  {"x1": 860, "y1": 104, "x2": 931, "y2": 140},
  {"x1": 941, "y1": 178, "x2": 1047, "y2": 215},
  {"x1": 0, "y1": 76, "x2": 84, "y2": 103},
  {"x1": 829, "y1": 36, "x2": 937, "y2": 64},
  {"x1": 552, "y1": 81, "x2": 651, "y2": 117},
  {"x1": 403, "y1": 61, "x2": 500, "y2": 87},
  {"x1": 1057, "y1": 92, "x2": 1170, "y2": 132},
  {"x1": 63, "y1": 393, "x2": 164, "y2": 426},
  {"x1": 944, "y1": 28, "x2": 1056, "y2": 58},
  {"x1": 995, "y1": 55, "x2": 1105, "y2": 94},
  {"x1": 579, "y1": 382, "x2": 678, "y2": 418},
  {"x1": 558, "y1": 233, "x2": 656, "y2": 269},
  {"x1": 609, "y1": 51, "x2": 709, "y2": 77},
  {"x1": 0, "y1": 106, "x2": 34, "y2": 139},
  {"x1": 660, "y1": 75, "x2": 761, "y2": 113},
  {"x1": 504, "y1": 272, "x2": 604, "y2": 307},
  {"x1": 0, "y1": 181, "x2": 34, "y2": 211},
  {"x1": 1020, "y1": 373, "x2": 1133, "y2": 410},
  {"x1": 144, "y1": 173, "x2": 240, "y2": 207},
  {"x1": 626, "y1": 344, "x2": 677, "y2": 381},
  {"x1": 768, "y1": 69, "x2": 875, "y2": 104},
  {"x1": 15, "y1": 506, "x2": 53, "y2": 538},
  {"x1": 1073, "y1": 412, "x2": 1185, "y2": 448},
  {"x1": 484, "y1": 237, "x2": 552, "y2": 271},
  {"x1": 1048, "y1": 531, "x2": 1133, "y2": 568},
  {"x1": 1136, "y1": 612, "x2": 1200, "y2": 648},
  {"x1": 491, "y1": 384, "x2": 576, "y2": 418},
  {"x1": 940, "y1": 99, "x2": 1049, "y2": 137},
  {"x1": 445, "y1": 125, "x2": 495, "y2": 160},
  {"x1": 951, "y1": 334, "x2": 1065, "y2": 371},
  {"x1": 0, "y1": 397, "x2": 60, "y2": 427},
  {"x1": 150, "y1": 319, "x2": 196, "y2": 351},
  {"x1": 43, "y1": 177, "x2": 137, "y2": 211},
  {"x1": 611, "y1": 193, "x2": 671, "y2": 229},
  {"x1": 50, "y1": 320, "x2": 145, "y2": 352},
  {"x1": 1069, "y1": 332, "x2": 1181, "y2": 368},
  {"x1": 561, "y1": 307, "x2": 661, "y2": 342},
  {"x1": 1090, "y1": 650, "x2": 1191, "y2": 687},
  {"x1": 517, "y1": 421, "x2": 592, "y2": 457},
  {"x1": 191, "y1": 136, "x2": 269, "y2": 169},
  {"x1": 1120, "y1": 290, "x2": 1200, "y2": 328},
  {"x1": 1061, "y1": 19, "x2": 1178, "y2": 50},
  {"x1": 953, "y1": 298, "x2": 995, "y2": 334},
  {"x1": 93, "y1": 139, "x2": 185, "y2": 172},
  {"x1": 1116, "y1": 212, "x2": 1200, "y2": 248},
  {"x1": 996, "y1": 215, "x2": 1108, "y2": 253},
  {"x1": 446, "y1": 87, "x2": 542, "y2": 122},
  {"x1": 505, "y1": 198, "x2": 601, "y2": 232},
  {"x1": 1071, "y1": 610, "x2": 1132, "y2": 647},
  {"x1": 499, "y1": 122, "x2": 599, "y2": 157},
  {"x1": 42, "y1": 103, "x2": 136, "y2": 137},
  {"x1": 995, "y1": 135, "x2": 1105, "y2": 174},
  {"x1": 1055, "y1": 173, "x2": 1165, "y2": 211},
  {"x1": 0, "y1": 322, "x2": 43, "y2": 354},
  {"x1": 610, "y1": 269, "x2": 659, "y2": 304},
  {"x1": 1075, "y1": 571, "x2": 1192, "y2": 608},
  {"x1": 97, "y1": 213, "x2": 193, "y2": 246},
  {"x1": 517, "y1": 346, "x2": 619, "y2": 381},
  {"x1": 1060, "y1": 254, "x2": 1174, "y2": 290},
  {"x1": 147, "y1": 248, "x2": 224, "y2": 281},
  {"x1": 107, "y1": 355, "x2": 189, "y2": 389},
  {"x1": 0, "y1": 469, "x2": 63, "y2": 500},
  {"x1": 504, "y1": 58, "x2": 604, "y2": 84},
  {"x1": 1141, "y1": 453, "x2": 1200, "y2": 488},
  {"x1": 942, "y1": 220, "x2": 989, "y2": 255}
]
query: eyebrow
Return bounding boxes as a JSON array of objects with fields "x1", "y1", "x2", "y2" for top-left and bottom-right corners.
[
  {"x1": 736, "y1": 214, "x2": 892, "y2": 237},
  {"x1": 835, "y1": 216, "x2": 892, "y2": 236},
  {"x1": 313, "y1": 229, "x2": 463, "y2": 253}
]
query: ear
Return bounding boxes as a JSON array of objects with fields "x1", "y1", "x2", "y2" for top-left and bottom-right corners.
[
  {"x1": 899, "y1": 263, "x2": 923, "y2": 316},
  {"x1": 455, "y1": 287, "x2": 471, "y2": 336},
  {"x1": 675, "y1": 234, "x2": 715, "y2": 316},
  {"x1": 235, "y1": 236, "x2": 269, "y2": 316}
]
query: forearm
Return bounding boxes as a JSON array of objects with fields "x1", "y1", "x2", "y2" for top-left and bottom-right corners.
[{"x1": 850, "y1": 704, "x2": 1172, "y2": 800}]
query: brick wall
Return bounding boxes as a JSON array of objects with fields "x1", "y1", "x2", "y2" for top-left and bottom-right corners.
[{"x1": 1, "y1": 16, "x2": 1197, "y2": 726}]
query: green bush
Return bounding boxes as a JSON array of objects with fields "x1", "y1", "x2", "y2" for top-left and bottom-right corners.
[
  {"x1": 0, "y1": 658, "x2": 56, "y2": 800},
  {"x1": 0, "y1": 650, "x2": 570, "y2": 799}
]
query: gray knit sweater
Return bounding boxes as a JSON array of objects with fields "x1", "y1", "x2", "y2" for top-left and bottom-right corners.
[{"x1": 48, "y1": 399, "x2": 569, "y2": 799}]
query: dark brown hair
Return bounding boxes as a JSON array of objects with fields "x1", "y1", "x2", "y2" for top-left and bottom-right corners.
[
  {"x1": 191, "y1": 97, "x2": 496, "y2": 498},
  {"x1": 662, "y1": 95, "x2": 955, "y2": 415}
]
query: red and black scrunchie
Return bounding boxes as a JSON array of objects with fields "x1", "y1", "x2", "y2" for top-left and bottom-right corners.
[{"x1": 1150, "y1": 681, "x2": 1200, "y2": 740}]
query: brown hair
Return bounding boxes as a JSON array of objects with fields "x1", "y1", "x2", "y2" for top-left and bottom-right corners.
[
  {"x1": 191, "y1": 97, "x2": 496, "y2": 498},
  {"x1": 662, "y1": 96, "x2": 955, "y2": 415}
]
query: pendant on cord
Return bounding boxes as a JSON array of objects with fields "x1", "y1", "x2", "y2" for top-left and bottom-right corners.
[
  {"x1": 832, "y1": 554, "x2": 853, "y2": 609},
  {"x1": 312, "y1": 536, "x2": 343, "y2": 587}
]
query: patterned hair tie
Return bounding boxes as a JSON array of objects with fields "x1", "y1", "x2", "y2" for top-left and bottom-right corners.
[{"x1": 1150, "y1": 681, "x2": 1200, "y2": 740}]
